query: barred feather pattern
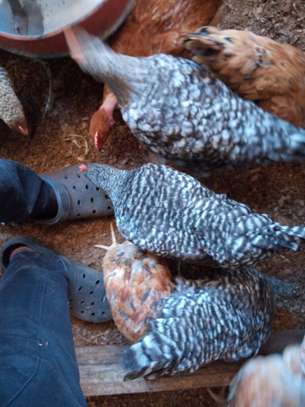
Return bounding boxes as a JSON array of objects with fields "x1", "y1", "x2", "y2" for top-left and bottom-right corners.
[
  {"x1": 0, "y1": 66, "x2": 26, "y2": 128},
  {"x1": 123, "y1": 267, "x2": 273, "y2": 379},
  {"x1": 123, "y1": 54, "x2": 305, "y2": 170},
  {"x1": 67, "y1": 31, "x2": 305, "y2": 170},
  {"x1": 85, "y1": 163, "x2": 305, "y2": 268}
]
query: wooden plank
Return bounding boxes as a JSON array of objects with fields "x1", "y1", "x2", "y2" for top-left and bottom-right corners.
[{"x1": 77, "y1": 329, "x2": 304, "y2": 397}]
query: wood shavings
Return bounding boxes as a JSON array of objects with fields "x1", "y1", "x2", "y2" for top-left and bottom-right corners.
[{"x1": 64, "y1": 133, "x2": 89, "y2": 161}]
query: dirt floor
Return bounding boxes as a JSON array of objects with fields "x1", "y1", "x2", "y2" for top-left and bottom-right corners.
[{"x1": 0, "y1": 0, "x2": 304, "y2": 405}]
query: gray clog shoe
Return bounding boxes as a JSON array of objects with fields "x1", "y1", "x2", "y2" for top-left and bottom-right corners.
[
  {"x1": 0, "y1": 236, "x2": 112, "y2": 323},
  {"x1": 41, "y1": 164, "x2": 113, "y2": 224}
]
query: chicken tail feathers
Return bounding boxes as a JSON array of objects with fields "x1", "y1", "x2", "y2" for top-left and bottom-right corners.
[
  {"x1": 285, "y1": 132, "x2": 305, "y2": 161},
  {"x1": 254, "y1": 223, "x2": 305, "y2": 253},
  {"x1": 279, "y1": 224, "x2": 305, "y2": 241},
  {"x1": 123, "y1": 337, "x2": 170, "y2": 380}
]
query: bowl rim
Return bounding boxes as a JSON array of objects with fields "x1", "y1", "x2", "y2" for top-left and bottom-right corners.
[{"x1": 0, "y1": 0, "x2": 128, "y2": 41}]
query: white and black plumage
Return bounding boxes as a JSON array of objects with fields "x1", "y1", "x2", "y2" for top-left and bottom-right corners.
[
  {"x1": 66, "y1": 28, "x2": 305, "y2": 171},
  {"x1": 83, "y1": 163, "x2": 305, "y2": 268},
  {"x1": 123, "y1": 267, "x2": 273, "y2": 379},
  {"x1": 0, "y1": 66, "x2": 28, "y2": 136}
]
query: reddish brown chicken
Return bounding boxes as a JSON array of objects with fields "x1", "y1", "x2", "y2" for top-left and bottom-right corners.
[
  {"x1": 183, "y1": 26, "x2": 305, "y2": 128},
  {"x1": 228, "y1": 335, "x2": 305, "y2": 406},
  {"x1": 96, "y1": 224, "x2": 174, "y2": 342},
  {"x1": 89, "y1": 0, "x2": 222, "y2": 149}
]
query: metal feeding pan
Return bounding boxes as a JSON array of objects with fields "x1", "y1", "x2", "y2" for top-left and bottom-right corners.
[{"x1": 0, "y1": 0, "x2": 134, "y2": 57}]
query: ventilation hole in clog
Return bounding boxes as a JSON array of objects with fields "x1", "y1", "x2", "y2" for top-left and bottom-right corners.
[
  {"x1": 91, "y1": 312, "x2": 95, "y2": 316},
  {"x1": 82, "y1": 273, "x2": 86, "y2": 279},
  {"x1": 81, "y1": 300, "x2": 85, "y2": 304},
  {"x1": 95, "y1": 280, "x2": 100, "y2": 285},
  {"x1": 90, "y1": 197, "x2": 94, "y2": 203},
  {"x1": 107, "y1": 206, "x2": 111, "y2": 210},
  {"x1": 101, "y1": 311, "x2": 104, "y2": 315},
  {"x1": 64, "y1": 176, "x2": 68, "y2": 180},
  {"x1": 77, "y1": 174, "x2": 81, "y2": 178},
  {"x1": 92, "y1": 210, "x2": 96, "y2": 214},
  {"x1": 77, "y1": 200, "x2": 81, "y2": 205},
  {"x1": 89, "y1": 291, "x2": 93, "y2": 295},
  {"x1": 81, "y1": 310, "x2": 84, "y2": 314},
  {"x1": 105, "y1": 194, "x2": 109, "y2": 199},
  {"x1": 96, "y1": 187, "x2": 100, "y2": 191},
  {"x1": 73, "y1": 185, "x2": 76, "y2": 189},
  {"x1": 85, "y1": 184, "x2": 89, "y2": 189},
  {"x1": 91, "y1": 302, "x2": 95, "y2": 306},
  {"x1": 78, "y1": 286, "x2": 82, "y2": 291}
]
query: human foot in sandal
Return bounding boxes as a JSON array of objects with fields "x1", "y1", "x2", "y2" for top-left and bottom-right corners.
[
  {"x1": 0, "y1": 235, "x2": 112, "y2": 322},
  {"x1": 0, "y1": 159, "x2": 113, "y2": 225}
]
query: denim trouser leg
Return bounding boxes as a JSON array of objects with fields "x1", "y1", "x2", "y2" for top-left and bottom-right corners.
[
  {"x1": 0, "y1": 159, "x2": 55, "y2": 223},
  {"x1": 0, "y1": 251, "x2": 87, "y2": 407}
]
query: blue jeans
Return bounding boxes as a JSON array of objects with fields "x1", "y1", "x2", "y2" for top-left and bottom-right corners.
[
  {"x1": 0, "y1": 251, "x2": 87, "y2": 406},
  {"x1": 0, "y1": 159, "x2": 56, "y2": 224}
]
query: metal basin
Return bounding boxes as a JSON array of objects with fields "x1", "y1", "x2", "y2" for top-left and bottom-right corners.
[{"x1": 0, "y1": 0, "x2": 134, "y2": 57}]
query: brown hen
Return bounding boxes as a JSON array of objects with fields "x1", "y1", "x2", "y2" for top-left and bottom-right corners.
[
  {"x1": 96, "y1": 224, "x2": 174, "y2": 342},
  {"x1": 89, "y1": 0, "x2": 222, "y2": 149},
  {"x1": 228, "y1": 335, "x2": 305, "y2": 406},
  {"x1": 183, "y1": 26, "x2": 305, "y2": 128}
]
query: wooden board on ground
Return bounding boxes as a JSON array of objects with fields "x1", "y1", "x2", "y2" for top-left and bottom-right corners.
[{"x1": 77, "y1": 329, "x2": 304, "y2": 397}]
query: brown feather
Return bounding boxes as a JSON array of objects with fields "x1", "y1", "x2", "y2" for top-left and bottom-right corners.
[
  {"x1": 228, "y1": 335, "x2": 305, "y2": 406},
  {"x1": 184, "y1": 27, "x2": 305, "y2": 127},
  {"x1": 102, "y1": 241, "x2": 174, "y2": 342}
]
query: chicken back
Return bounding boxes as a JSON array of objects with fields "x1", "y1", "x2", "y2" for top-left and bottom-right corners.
[
  {"x1": 183, "y1": 26, "x2": 305, "y2": 128},
  {"x1": 90, "y1": 0, "x2": 222, "y2": 148},
  {"x1": 98, "y1": 227, "x2": 174, "y2": 342}
]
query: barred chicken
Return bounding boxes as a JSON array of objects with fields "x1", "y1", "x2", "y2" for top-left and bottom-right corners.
[
  {"x1": 124, "y1": 266, "x2": 273, "y2": 380},
  {"x1": 66, "y1": 29, "x2": 305, "y2": 173},
  {"x1": 81, "y1": 163, "x2": 305, "y2": 268},
  {"x1": 86, "y1": 0, "x2": 222, "y2": 149},
  {"x1": 183, "y1": 26, "x2": 305, "y2": 128},
  {"x1": 0, "y1": 66, "x2": 28, "y2": 136},
  {"x1": 96, "y1": 226, "x2": 274, "y2": 380},
  {"x1": 0, "y1": 53, "x2": 53, "y2": 138}
]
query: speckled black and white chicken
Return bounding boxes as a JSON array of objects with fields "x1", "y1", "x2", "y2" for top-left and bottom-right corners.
[
  {"x1": 0, "y1": 66, "x2": 28, "y2": 136},
  {"x1": 0, "y1": 52, "x2": 53, "y2": 138},
  {"x1": 99, "y1": 227, "x2": 284, "y2": 380},
  {"x1": 81, "y1": 163, "x2": 305, "y2": 268},
  {"x1": 66, "y1": 28, "x2": 305, "y2": 172},
  {"x1": 123, "y1": 266, "x2": 273, "y2": 379}
]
